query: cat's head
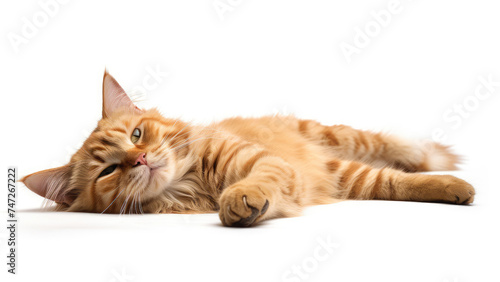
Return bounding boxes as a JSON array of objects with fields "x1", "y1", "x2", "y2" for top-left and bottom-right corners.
[{"x1": 22, "y1": 71, "x2": 192, "y2": 213}]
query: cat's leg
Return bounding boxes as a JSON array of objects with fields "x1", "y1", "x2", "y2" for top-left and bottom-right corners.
[
  {"x1": 217, "y1": 152, "x2": 304, "y2": 227},
  {"x1": 327, "y1": 159, "x2": 475, "y2": 204},
  {"x1": 297, "y1": 119, "x2": 458, "y2": 172}
]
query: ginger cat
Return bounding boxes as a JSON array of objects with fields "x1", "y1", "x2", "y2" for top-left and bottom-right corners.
[{"x1": 21, "y1": 71, "x2": 475, "y2": 227}]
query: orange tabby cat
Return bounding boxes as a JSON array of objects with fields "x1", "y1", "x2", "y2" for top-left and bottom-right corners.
[{"x1": 21, "y1": 71, "x2": 475, "y2": 226}]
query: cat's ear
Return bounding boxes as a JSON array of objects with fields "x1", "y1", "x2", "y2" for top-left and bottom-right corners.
[
  {"x1": 21, "y1": 165, "x2": 76, "y2": 205},
  {"x1": 102, "y1": 70, "x2": 142, "y2": 118}
]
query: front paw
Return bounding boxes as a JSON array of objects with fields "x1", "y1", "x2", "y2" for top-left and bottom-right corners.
[
  {"x1": 218, "y1": 185, "x2": 270, "y2": 227},
  {"x1": 416, "y1": 175, "x2": 475, "y2": 204},
  {"x1": 441, "y1": 175, "x2": 475, "y2": 204}
]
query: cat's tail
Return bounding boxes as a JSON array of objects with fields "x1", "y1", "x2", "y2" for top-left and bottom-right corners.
[
  {"x1": 417, "y1": 141, "x2": 461, "y2": 171},
  {"x1": 295, "y1": 119, "x2": 461, "y2": 172}
]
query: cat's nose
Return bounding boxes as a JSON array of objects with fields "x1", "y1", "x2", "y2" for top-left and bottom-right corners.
[{"x1": 133, "y1": 153, "x2": 148, "y2": 167}]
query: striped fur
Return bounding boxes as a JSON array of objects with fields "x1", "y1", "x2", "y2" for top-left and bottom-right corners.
[{"x1": 21, "y1": 72, "x2": 475, "y2": 227}]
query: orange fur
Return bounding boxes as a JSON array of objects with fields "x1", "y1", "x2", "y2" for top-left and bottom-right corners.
[{"x1": 21, "y1": 71, "x2": 475, "y2": 227}]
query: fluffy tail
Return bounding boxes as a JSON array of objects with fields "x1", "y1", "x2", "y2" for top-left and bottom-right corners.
[{"x1": 417, "y1": 142, "x2": 461, "y2": 171}]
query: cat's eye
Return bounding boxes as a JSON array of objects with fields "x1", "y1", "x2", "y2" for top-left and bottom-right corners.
[
  {"x1": 97, "y1": 164, "x2": 118, "y2": 179},
  {"x1": 131, "y1": 128, "x2": 141, "y2": 143}
]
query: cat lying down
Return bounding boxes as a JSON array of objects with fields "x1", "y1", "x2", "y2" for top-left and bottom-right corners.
[{"x1": 22, "y1": 71, "x2": 475, "y2": 227}]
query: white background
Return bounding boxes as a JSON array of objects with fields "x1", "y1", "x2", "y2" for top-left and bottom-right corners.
[{"x1": 1, "y1": 1, "x2": 499, "y2": 282}]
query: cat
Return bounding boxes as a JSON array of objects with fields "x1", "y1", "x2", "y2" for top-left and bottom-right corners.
[{"x1": 21, "y1": 71, "x2": 475, "y2": 227}]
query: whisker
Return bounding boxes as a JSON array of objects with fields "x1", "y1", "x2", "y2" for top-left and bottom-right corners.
[
  {"x1": 163, "y1": 119, "x2": 179, "y2": 140},
  {"x1": 120, "y1": 190, "x2": 133, "y2": 215},
  {"x1": 166, "y1": 126, "x2": 223, "y2": 148},
  {"x1": 170, "y1": 136, "x2": 238, "y2": 152},
  {"x1": 133, "y1": 191, "x2": 139, "y2": 214},
  {"x1": 129, "y1": 192, "x2": 136, "y2": 215},
  {"x1": 100, "y1": 187, "x2": 126, "y2": 214},
  {"x1": 160, "y1": 122, "x2": 191, "y2": 147},
  {"x1": 168, "y1": 127, "x2": 226, "y2": 149},
  {"x1": 138, "y1": 192, "x2": 144, "y2": 214}
]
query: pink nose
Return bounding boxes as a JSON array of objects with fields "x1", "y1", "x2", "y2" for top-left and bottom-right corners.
[{"x1": 134, "y1": 153, "x2": 148, "y2": 167}]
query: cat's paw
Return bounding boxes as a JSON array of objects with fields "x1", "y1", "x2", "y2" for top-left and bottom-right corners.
[
  {"x1": 419, "y1": 175, "x2": 475, "y2": 204},
  {"x1": 218, "y1": 185, "x2": 270, "y2": 227},
  {"x1": 441, "y1": 175, "x2": 475, "y2": 204}
]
